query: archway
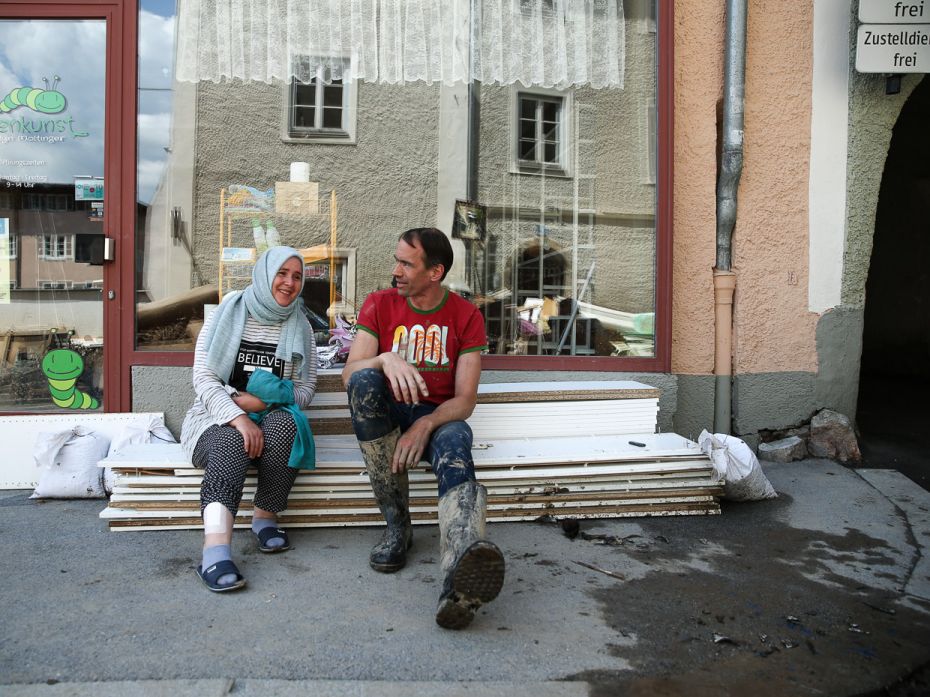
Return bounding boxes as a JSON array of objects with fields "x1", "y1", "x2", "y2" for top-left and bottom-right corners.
[{"x1": 856, "y1": 75, "x2": 930, "y2": 490}]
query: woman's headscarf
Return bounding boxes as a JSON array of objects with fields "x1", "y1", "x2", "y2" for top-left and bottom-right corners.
[{"x1": 200, "y1": 246, "x2": 314, "y2": 382}]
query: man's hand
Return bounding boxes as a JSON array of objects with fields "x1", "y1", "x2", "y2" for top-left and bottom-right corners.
[
  {"x1": 230, "y1": 414, "x2": 263, "y2": 458},
  {"x1": 392, "y1": 416, "x2": 434, "y2": 473},
  {"x1": 380, "y1": 351, "x2": 429, "y2": 405},
  {"x1": 232, "y1": 391, "x2": 267, "y2": 413}
]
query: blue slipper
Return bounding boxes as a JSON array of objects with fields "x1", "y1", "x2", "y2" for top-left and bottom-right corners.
[
  {"x1": 196, "y1": 559, "x2": 246, "y2": 592},
  {"x1": 255, "y1": 526, "x2": 290, "y2": 553}
]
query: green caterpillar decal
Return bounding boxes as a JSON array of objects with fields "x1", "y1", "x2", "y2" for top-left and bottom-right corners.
[
  {"x1": 1, "y1": 76, "x2": 66, "y2": 114},
  {"x1": 41, "y1": 349, "x2": 99, "y2": 410}
]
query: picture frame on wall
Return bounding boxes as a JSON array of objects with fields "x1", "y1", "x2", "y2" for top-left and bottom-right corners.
[{"x1": 451, "y1": 199, "x2": 487, "y2": 242}]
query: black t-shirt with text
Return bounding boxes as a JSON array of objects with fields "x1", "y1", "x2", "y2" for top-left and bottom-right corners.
[{"x1": 228, "y1": 338, "x2": 284, "y2": 391}]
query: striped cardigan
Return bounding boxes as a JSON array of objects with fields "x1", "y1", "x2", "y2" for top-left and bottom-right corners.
[{"x1": 180, "y1": 310, "x2": 317, "y2": 458}]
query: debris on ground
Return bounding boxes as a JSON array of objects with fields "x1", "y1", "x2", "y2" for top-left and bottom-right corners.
[{"x1": 572, "y1": 560, "x2": 626, "y2": 581}]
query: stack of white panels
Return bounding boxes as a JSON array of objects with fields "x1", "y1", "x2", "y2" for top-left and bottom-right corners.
[{"x1": 99, "y1": 382, "x2": 722, "y2": 530}]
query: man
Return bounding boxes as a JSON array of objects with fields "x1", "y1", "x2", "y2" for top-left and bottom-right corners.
[{"x1": 342, "y1": 227, "x2": 505, "y2": 630}]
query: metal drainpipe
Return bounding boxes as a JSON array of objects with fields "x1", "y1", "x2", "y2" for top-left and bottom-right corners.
[{"x1": 713, "y1": 0, "x2": 747, "y2": 434}]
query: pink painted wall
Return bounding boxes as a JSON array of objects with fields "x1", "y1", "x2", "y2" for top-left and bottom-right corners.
[{"x1": 672, "y1": 0, "x2": 819, "y2": 375}]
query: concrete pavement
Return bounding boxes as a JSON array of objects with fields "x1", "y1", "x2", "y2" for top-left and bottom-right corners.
[{"x1": 1, "y1": 458, "x2": 928, "y2": 696}]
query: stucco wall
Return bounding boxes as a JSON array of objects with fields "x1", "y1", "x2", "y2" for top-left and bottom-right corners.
[
  {"x1": 670, "y1": 2, "x2": 721, "y2": 376},
  {"x1": 670, "y1": 0, "x2": 875, "y2": 439},
  {"x1": 671, "y1": 1, "x2": 832, "y2": 376},
  {"x1": 843, "y1": 71, "x2": 923, "y2": 308},
  {"x1": 191, "y1": 80, "x2": 442, "y2": 307},
  {"x1": 734, "y1": 0, "x2": 819, "y2": 375}
]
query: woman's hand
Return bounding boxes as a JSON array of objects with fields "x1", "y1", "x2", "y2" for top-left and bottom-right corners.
[
  {"x1": 232, "y1": 391, "x2": 267, "y2": 413},
  {"x1": 229, "y1": 414, "x2": 263, "y2": 458}
]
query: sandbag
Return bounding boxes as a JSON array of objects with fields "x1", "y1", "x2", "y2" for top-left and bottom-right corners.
[
  {"x1": 32, "y1": 427, "x2": 111, "y2": 499},
  {"x1": 103, "y1": 414, "x2": 177, "y2": 494},
  {"x1": 698, "y1": 430, "x2": 778, "y2": 502}
]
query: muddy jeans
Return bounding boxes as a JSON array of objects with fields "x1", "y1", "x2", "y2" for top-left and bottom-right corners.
[{"x1": 346, "y1": 367, "x2": 476, "y2": 497}]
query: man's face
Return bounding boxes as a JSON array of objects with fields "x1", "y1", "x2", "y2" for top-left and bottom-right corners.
[{"x1": 392, "y1": 238, "x2": 440, "y2": 299}]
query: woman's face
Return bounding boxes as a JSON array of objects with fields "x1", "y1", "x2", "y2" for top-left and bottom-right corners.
[{"x1": 271, "y1": 257, "x2": 303, "y2": 307}]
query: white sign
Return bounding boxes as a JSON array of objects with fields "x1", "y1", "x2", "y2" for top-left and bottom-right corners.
[
  {"x1": 860, "y1": 0, "x2": 929, "y2": 23},
  {"x1": 74, "y1": 177, "x2": 104, "y2": 201},
  {"x1": 856, "y1": 24, "x2": 930, "y2": 72}
]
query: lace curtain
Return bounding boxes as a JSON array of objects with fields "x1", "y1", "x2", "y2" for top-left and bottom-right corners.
[{"x1": 175, "y1": 0, "x2": 625, "y2": 88}]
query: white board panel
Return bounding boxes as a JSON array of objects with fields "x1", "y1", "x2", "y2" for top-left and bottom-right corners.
[{"x1": 0, "y1": 412, "x2": 168, "y2": 489}]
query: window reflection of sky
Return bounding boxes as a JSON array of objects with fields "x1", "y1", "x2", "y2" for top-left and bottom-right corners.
[
  {"x1": 0, "y1": 8, "x2": 176, "y2": 205},
  {"x1": 137, "y1": 4, "x2": 177, "y2": 203},
  {"x1": 142, "y1": 0, "x2": 177, "y2": 19},
  {"x1": 0, "y1": 20, "x2": 105, "y2": 186}
]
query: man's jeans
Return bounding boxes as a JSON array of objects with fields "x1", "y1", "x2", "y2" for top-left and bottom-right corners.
[{"x1": 346, "y1": 368, "x2": 476, "y2": 497}]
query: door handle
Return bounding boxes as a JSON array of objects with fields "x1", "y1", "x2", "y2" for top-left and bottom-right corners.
[{"x1": 104, "y1": 237, "x2": 115, "y2": 262}]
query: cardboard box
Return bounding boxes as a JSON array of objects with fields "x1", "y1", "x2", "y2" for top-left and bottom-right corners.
[{"x1": 275, "y1": 181, "x2": 319, "y2": 215}]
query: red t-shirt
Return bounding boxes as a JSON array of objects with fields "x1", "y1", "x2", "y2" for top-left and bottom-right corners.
[{"x1": 356, "y1": 288, "x2": 487, "y2": 405}]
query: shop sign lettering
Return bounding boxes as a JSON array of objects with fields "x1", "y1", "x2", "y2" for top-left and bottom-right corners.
[{"x1": 0, "y1": 76, "x2": 89, "y2": 144}]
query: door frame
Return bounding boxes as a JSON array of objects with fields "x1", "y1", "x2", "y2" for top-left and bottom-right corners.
[{"x1": 0, "y1": 0, "x2": 136, "y2": 412}]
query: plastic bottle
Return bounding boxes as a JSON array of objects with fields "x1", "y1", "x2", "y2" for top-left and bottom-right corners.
[
  {"x1": 264, "y1": 220, "x2": 281, "y2": 248},
  {"x1": 252, "y1": 219, "x2": 268, "y2": 254}
]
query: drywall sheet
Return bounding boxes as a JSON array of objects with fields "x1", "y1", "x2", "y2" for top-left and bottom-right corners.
[{"x1": 0, "y1": 412, "x2": 166, "y2": 489}]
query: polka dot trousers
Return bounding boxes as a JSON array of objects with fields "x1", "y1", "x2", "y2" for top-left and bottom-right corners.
[{"x1": 194, "y1": 409, "x2": 299, "y2": 517}]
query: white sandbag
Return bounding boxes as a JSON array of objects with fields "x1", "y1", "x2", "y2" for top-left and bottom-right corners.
[
  {"x1": 103, "y1": 415, "x2": 177, "y2": 493},
  {"x1": 698, "y1": 430, "x2": 778, "y2": 502},
  {"x1": 32, "y1": 427, "x2": 111, "y2": 499}
]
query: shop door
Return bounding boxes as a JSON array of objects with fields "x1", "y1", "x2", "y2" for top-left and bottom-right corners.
[{"x1": 0, "y1": 3, "x2": 128, "y2": 412}]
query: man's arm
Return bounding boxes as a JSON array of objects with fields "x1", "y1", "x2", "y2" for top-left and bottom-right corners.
[
  {"x1": 391, "y1": 350, "x2": 481, "y2": 473},
  {"x1": 342, "y1": 329, "x2": 429, "y2": 404}
]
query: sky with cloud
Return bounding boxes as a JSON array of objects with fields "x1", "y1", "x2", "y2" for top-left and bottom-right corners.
[{"x1": 0, "y1": 3, "x2": 177, "y2": 205}]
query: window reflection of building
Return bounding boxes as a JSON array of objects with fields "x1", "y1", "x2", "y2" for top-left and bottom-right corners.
[
  {"x1": 515, "y1": 90, "x2": 569, "y2": 174},
  {"x1": 287, "y1": 56, "x2": 356, "y2": 142},
  {"x1": 138, "y1": 1, "x2": 657, "y2": 362},
  {"x1": 0, "y1": 183, "x2": 105, "y2": 291}
]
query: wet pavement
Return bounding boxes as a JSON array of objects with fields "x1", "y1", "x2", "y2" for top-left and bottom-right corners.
[{"x1": 0, "y1": 458, "x2": 928, "y2": 696}]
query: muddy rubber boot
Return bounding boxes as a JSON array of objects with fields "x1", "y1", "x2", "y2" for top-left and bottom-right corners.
[
  {"x1": 435, "y1": 480, "x2": 505, "y2": 629},
  {"x1": 359, "y1": 428, "x2": 412, "y2": 573}
]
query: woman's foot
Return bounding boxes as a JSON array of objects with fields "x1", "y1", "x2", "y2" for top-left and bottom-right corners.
[
  {"x1": 199, "y1": 543, "x2": 245, "y2": 591},
  {"x1": 252, "y1": 516, "x2": 290, "y2": 552}
]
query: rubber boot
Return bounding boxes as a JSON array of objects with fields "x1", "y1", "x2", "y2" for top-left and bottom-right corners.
[
  {"x1": 359, "y1": 428, "x2": 412, "y2": 573},
  {"x1": 435, "y1": 480, "x2": 505, "y2": 629}
]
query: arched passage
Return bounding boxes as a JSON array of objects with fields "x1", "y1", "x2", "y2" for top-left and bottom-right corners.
[{"x1": 856, "y1": 75, "x2": 930, "y2": 490}]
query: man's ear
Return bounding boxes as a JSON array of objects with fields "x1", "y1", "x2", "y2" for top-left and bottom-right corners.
[{"x1": 429, "y1": 264, "x2": 445, "y2": 282}]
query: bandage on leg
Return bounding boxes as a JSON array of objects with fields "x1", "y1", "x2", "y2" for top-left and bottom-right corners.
[{"x1": 203, "y1": 501, "x2": 231, "y2": 535}]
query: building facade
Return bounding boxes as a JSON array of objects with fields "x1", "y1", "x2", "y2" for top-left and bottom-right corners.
[{"x1": 0, "y1": 0, "x2": 925, "y2": 455}]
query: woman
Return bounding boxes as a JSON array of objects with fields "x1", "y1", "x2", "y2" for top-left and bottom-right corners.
[{"x1": 181, "y1": 246, "x2": 317, "y2": 592}]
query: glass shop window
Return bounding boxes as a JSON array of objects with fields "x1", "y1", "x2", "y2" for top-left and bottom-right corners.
[{"x1": 134, "y1": 0, "x2": 662, "y2": 366}]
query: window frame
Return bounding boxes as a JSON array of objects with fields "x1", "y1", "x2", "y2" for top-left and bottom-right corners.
[
  {"x1": 39, "y1": 279, "x2": 72, "y2": 290},
  {"x1": 2, "y1": 233, "x2": 17, "y2": 259},
  {"x1": 282, "y1": 55, "x2": 358, "y2": 145},
  {"x1": 39, "y1": 234, "x2": 74, "y2": 260},
  {"x1": 511, "y1": 86, "x2": 572, "y2": 177},
  {"x1": 299, "y1": 246, "x2": 357, "y2": 319}
]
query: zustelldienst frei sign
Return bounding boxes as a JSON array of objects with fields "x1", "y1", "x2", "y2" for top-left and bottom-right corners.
[
  {"x1": 857, "y1": 1, "x2": 930, "y2": 73},
  {"x1": 0, "y1": 76, "x2": 89, "y2": 143}
]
